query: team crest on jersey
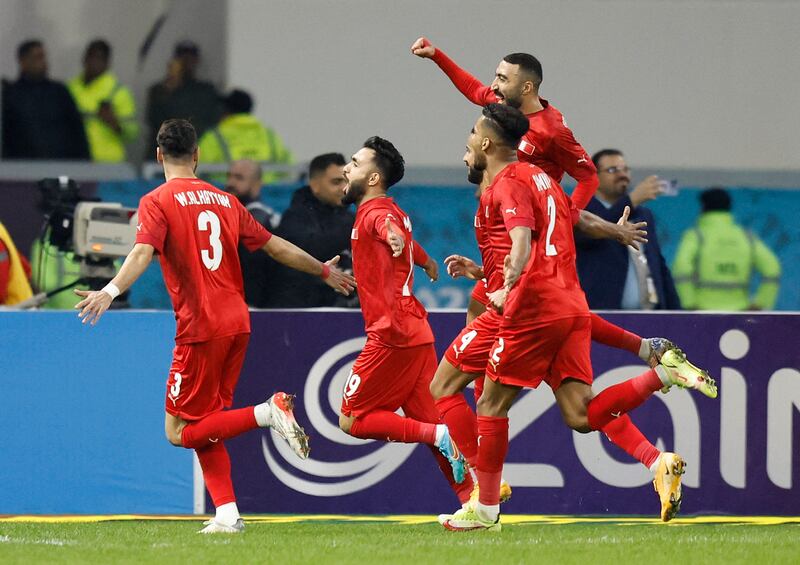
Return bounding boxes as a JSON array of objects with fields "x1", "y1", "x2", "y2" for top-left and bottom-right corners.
[{"x1": 351, "y1": 228, "x2": 358, "y2": 240}]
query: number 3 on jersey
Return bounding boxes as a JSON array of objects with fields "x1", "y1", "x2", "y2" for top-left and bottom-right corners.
[{"x1": 198, "y1": 210, "x2": 223, "y2": 271}]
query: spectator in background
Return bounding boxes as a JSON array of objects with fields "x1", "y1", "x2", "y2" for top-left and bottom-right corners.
[
  {"x1": 68, "y1": 39, "x2": 138, "y2": 162},
  {"x1": 198, "y1": 89, "x2": 292, "y2": 184},
  {"x1": 266, "y1": 153, "x2": 356, "y2": 308},
  {"x1": 2, "y1": 39, "x2": 89, "y2": 159},
  {"x1": 0, "y1": 221, "x2": 33, "y2": 306},
  {"x1": 575, "y1": 149, "x2": 680, "y2": 310},
  {"x1": 224, "y1": 159, "x2": 279, "y2": 307},
  {"x1": 672, "y1": 187, "x2": 781, "y2": 310},
  {"x1": 145, "y1": 40, "x2": 220, "y2": 143}
]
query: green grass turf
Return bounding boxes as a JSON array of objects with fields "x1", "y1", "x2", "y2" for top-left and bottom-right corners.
[{"x1": 1, "y1": 519, "x2": 799, "y2": 565}]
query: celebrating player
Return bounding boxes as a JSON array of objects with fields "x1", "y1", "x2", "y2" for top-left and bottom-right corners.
[
  {"x1": 432, "y1": 105, "x2": 654, "y2": 510},
  {"x1": 439, "y1": 106, "x2": 717, "y2": 532},
  {"x1": 337, "y1": 136, "x2": 473, "y2": 505},
  {"x1": 74, "y1": 119, "x2": 356, "y2": 534}
]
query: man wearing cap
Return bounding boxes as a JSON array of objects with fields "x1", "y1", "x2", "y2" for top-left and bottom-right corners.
[
  {"x1": 672, "y1": 187, "x2": 781, "y2": 311},
  {"x1": 145, "y1": 40, "x2": 221, "y2": 143},
  {"x1": 197, "y1": 88, "x2": 292, "y2": 184}
]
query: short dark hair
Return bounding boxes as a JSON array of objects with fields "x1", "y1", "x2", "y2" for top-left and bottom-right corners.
[
  {"x1": 363, "y1": 136, "x2": 405, "y2": 188},
  {"x1": 85, "y1": 39, "x2": 111, "y2": 60},
  {"x1": 309, "y1": 152, "x2": 346, "y2": 178},
  {"x1": 503, "y1": 52, "x2": 543, "y2": 87},
  {"x1": 17, "y1": 39, "x2": 43, "y2": 60},
  {"x1": 223, "y1": 89, "x2": 253, "y2": 114},
  {"x1": 592, "y1": 148, "x2": 624, "y2": 168},
  {"x1": 700, "y1": 187, "x2": 732, "y2": 212},
  {"x1": 481, "y1": 103, "x2": 529, "y2": 148},
  {"x1": 157, "y1": 119, "x2": 197, "y2": 158}
]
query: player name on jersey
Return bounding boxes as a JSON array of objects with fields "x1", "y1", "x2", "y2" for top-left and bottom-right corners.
[{"x1": 174, "y1": 190, "x2": 232, "y2": 208}]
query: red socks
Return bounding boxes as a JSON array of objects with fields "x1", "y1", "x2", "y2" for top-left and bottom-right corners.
[
  {"x1": 181, "y1": 407, "x2": 258, "y2": 449},
  {"x1": 424, "y1": 445, "x2": 475, "y2": 504},
  {"x1": 195, "y1": 441, "x2": 236, "y2": 507},
  {"x1": 590, "y1": 313, "x2": 642, "y2": 356},
  {"x1": 434, "y1": 394, "x2": 479, "y2": 466},
  {"x1": 349, "y1": 410, "x2": 437, "y2": 444},
  {"x1": 587, "y1": 369, "x2": 663, "y2": 430},
  {"x1": 476, "y1": 416, "x2": 508, "y2": 506},
  {"x1": 601, "y1": 414, "x2": 661, "y2": 468}
]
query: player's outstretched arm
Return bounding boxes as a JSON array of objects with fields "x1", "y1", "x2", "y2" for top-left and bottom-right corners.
[
  {"x1": 444, "y1": 255, "x2": 483, "y2": 280},
  {"x1": 74, "y1": 243, "x2": 155, "y2": 325},
  {"x1": 410, "y1": 36, "x2": 494, "y2": 106},
  {"x1": 576, "y1": 207, "x2": 648, "y2": 250},
  {"x1": 262, "y1": 235, "x2": 356, "y2": 295}
]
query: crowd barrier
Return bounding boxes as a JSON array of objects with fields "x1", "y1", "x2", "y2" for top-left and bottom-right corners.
[{"x1": 1, "y1": 310, "x2": 798, "y2": 515}]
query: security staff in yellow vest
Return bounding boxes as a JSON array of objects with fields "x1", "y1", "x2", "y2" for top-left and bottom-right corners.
[
  {"x1": 673, "y1": 187, "x2": 781, "y2": 310},
  {"x1": 68, "y1": 39, "x2": 137, "y2": 162},
  {"x1": 198, "y1": 89, "x2": 292, "y2": 184}
]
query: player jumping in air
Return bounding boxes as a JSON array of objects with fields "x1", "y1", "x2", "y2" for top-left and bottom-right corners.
[
  {"x1": 439, "y1": 106, "x2": 716, "y2": 531},
  {"x1": 337, "y1": 136, "x2": 474, "y2": 506},
  {"x1": 74, "y1": 119, "x2": 356, "y2": 534},
  {"x1": 412, "y1": 39, "x2": 710, "y2": 509}
]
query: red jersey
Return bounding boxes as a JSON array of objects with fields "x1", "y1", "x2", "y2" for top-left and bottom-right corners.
[
  {"x1": 501, "y1": 165, "x2": 589, "y2": 325},
  {"x1": 431, "y1": 48, "x2": 598, "y2": 208},
  {"x1": 135, "y1": 178, "x2": 271, "y2": 344},
  {"x1": 351, "y1": 197, "x2": 433, "y2": 348},
  {"x1": 475, "y1": 162, "x2": 542, "y2": 295}
]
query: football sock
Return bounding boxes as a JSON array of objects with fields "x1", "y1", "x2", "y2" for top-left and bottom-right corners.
[
  {"x1": 425, "y1": 444, "x2": 474, "y2": 505},
  {"x1": 195, "y1": 441, "x2": 236, "y2": 509},
  {"x1": 602, "y1": 414, "x2": 661, "y2": 468},
  {"x1": 475, "y1": 502, "x2": 500, "y2": 523},
  {"x1": 649, "y1": 454, "x2": 663, "y2": 474},
  {"x1": 215, "y1": 501, "x2": 241, "y2": 528},
  {"x1": 253, "y1": 401, "x2": 272, "y2": 427},
  {"x1": 476, "y1": 416, "x2": 508, "y2": 509},
  {"x1": 590, "y1": 313, "x2": 642, "y2": 356},
  {"x1": 181, "y1": 407, "x2": 258, "y2": 449},
  {"x1": 349, "y1": 410, "x2": 437, "y2": 444},
  {"x1": 587, "y1": 369, "x2": 664, "y2": 430},
  {"x1": 435, "y1": 394, "x2": 479, "y2": 466}
]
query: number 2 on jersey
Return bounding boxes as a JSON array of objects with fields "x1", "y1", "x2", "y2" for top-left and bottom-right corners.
[
  {"x1": 545, "y1": 195, "x2": 558, "y2": 256},
  {"x1": 198, "y1": 210, "x2": 223, "y2": 271}
]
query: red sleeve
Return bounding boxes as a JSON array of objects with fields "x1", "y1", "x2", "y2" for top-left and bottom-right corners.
[
  {"x1": 135, "y1": 194, "x2": 168, "y2": 254},
  {"x1": 470, "y1": 278, "x2": 489, "y2": 306},
  {"x1": 552, "y1": 122, "x2": 598, "y2": 209},
  {"x1": 412, "y1": 240, "x2": 430, "y2": 266},
  {"x1": 0, "y1": 239, "x2": 9, "y2": 304},
  {"x1": 238, "y1": 200, "x2": 272, "y2": 251},
  {"x1": 431, "y1": 48, "x2": 497, "y2": 106},
  {"x1": 370, "y1": 209, "x2": 405, "y2": 248},
  {"x1": 496, "y1": 179, "x2": 537, "y2": 232},
  {"x1": 568, "y1": 195, "x2": 581, "y2": 226}
]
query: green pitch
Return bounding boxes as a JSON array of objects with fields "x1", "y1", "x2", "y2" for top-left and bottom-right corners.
[{"x1": 1, "y1": 515, "x2": 799, "y2": 564}]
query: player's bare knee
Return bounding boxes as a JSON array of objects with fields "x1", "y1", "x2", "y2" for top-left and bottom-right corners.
[
  {"x1": 562, "y1": 412, "x2": 591, "y2": 433},
  {"x1": 476, "y1": 393, "x2": 509, "y2": 417},
  {"x1": 339, "y1": 414, "x2": 354, "y2": 435},
  {"x1": 165, "y1": 427, "x2": 183, "y2": 447}
]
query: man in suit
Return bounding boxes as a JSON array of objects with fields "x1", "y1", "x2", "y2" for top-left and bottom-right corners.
[{"x1": 575, "y1": 149, "x2": 680, "y2": 310}]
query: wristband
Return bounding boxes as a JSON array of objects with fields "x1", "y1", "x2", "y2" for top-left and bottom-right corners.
[
  {"x1": 102, "y1": 282, "x2": 121, "y2": 299},
  {"x1": 320, "y1": 263, "x2": 331, "y2": 280}
]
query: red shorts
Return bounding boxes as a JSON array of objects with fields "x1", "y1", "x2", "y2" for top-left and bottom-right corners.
[
  {"x1": 485, "y1": 316, "x2": 592, "y2": 390},
  {"x1": 443, "y1": 309, "x2": 502, "y2": 375},
  {"x1": 340, "y1": 341, "x2": 438, "y2": 419},
  {"x1": 165, "y1": 333, "x2": 250, "y2": 421}
]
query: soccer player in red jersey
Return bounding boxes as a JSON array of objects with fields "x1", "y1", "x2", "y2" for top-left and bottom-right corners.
[
  {"x1": 411, "y1": 37, "x2": 679, "y2": 387},
  {"x1": 74, "y1": 119, "x2": 356, "y2": 534},
  {"x1": 440, "y1": 106, "x2": 717, "y2": 531},
  {"x1": 337, "y1": 136, "x2": 473, "y2": 505},
  {"x1": 431, "y1": 107, "x2": 651, "y2": 512}
]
